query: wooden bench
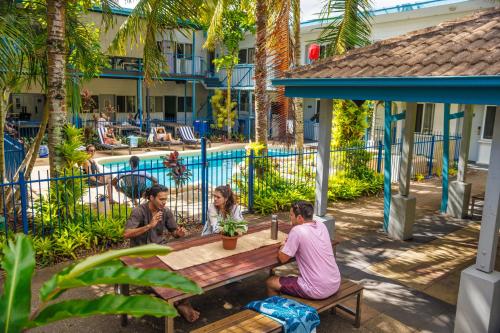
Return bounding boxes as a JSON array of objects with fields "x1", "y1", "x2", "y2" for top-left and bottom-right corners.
[
  {"x1": 191, "y1": 279, "x2": 363, "y2": 333},
  {"x1": 470, "y1": 192, "x2": 485, "y2": 218}
]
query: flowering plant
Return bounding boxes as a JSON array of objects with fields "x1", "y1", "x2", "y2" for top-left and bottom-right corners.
[{"x1": 162, "y1": 151, "x2": 192, "y2": 188}]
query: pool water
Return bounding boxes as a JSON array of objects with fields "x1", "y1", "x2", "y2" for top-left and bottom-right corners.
[{"x1": 103, "y1": 149, "x2": 284, "y2": 188}]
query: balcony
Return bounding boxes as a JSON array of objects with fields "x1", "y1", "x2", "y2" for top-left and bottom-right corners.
[
  {"x1": 215, "y1": 64, "x2": 255, "y2": 88},
  {"x1": 164, "y1": 53, "x2": 207, "y2": 77},
  {"x1": 106, "y1": 55, "x2": 207, "y2": 77}
]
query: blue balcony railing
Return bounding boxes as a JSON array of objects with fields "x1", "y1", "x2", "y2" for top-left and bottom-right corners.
[
  {"x1": 164, "y1": 53, "x2": 207, "y2": 76},
  {"x1": 108, "y1": 55, "x2": 207, "y2": 77},
  {"x1": 217, "y1": 64, "x2": 255, "y2": 88}
]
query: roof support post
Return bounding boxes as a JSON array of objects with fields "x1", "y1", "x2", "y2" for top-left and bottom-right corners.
[
  {"x1": 137, "y1": 75, "x2": 143, "y2": 129},
  {"x1": 448, "y1": 105, "x2": 472, "y2": 218},
  {"x1": 388, "y1": 102, "x2": 417, "y2": 240},
  {"x1": 455, "y1": 106, "x2": 500, "y2": 333},
  {"x1": 398, "y1": 102, "x2": 417, "y2": 196},
  {"x1": 248, "y1": 91, "x2": 253, "y2": 141},
  {"x1": 192, "y1": 80, "x2": 197, "y2": 121},
  {"x1": 184, "y1": 82, "x2": 187, "y2": 124},
  {"x1": 441, "y1": 103, "x2": 451, "y2": 213},
  {"x1": 314, "y1": 99, "x2": 333, "y2": 217},
  {"x1": 476, "y1": 106, "x2": 500, "y2": 273},
  {"x1": 383, "y1": 101, "x2": 392, "y2": 231}
]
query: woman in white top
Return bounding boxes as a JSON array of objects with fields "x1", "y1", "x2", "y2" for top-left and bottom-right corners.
[{"x1": 202, "y1": 185, "x2": 244, "y2": 235}]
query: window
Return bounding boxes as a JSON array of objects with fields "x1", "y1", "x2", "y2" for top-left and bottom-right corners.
[
  {"x1": 415, "y1": 103, "x2": 435, "y2": 134},
  {"x1": 177, "y1": 96, "x2": 193, "y2": 113},
  {"x1": 176, "y1": 43, "x2": 193, "y2": 59},
  {"x1": 148, "y1": 96, "x2": 163, "y2": 114},
  {"x1": 238, "y1": 49, "x2": 247, "y2": 64},
  {"x1": 116, "y1": 96, "x2": 136, "y2": 113},
  {"x1": 483, "y1": 106, "x2": 497, "y2": 140},
  {"x1": 238, "y1": 48, "x2": 255, "y2": 64}
]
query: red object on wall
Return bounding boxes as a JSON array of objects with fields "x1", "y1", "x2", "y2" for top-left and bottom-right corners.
[{"x1": 308, "y1": 44, "x2": 320, "y2": 61}]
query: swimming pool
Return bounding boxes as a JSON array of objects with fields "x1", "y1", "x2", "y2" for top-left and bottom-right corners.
[{"x1": 101, "y1": 148, "x2": 284, "y2": 188}]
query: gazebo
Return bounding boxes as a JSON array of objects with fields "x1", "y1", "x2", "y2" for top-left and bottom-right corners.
[{"x1": 273, "y1": 8, "x2": 500, "y2": 333}]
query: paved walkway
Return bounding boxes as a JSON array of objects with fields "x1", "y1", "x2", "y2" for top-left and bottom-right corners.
[{"x1": 27, "y1": 167, "x2": 497, "y2": 333}]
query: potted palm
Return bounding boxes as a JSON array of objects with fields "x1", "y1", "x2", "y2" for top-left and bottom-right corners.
[{"x1": 219, "y1": 217, "x2": 248, "y2": 250}]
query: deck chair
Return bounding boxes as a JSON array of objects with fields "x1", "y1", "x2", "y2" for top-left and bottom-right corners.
[
  {"x1": 116, "y1": 173, "x2": 155, "y2": 206},
  {"x1": 178, "y1": 126, "x2": 202, "y2": 147},
  {"x1": 97, "y1": 126, "x2": 130, "y2": 155},
  {"x1": 147, "y1": 126, "x2": 184, "y2": 148}
]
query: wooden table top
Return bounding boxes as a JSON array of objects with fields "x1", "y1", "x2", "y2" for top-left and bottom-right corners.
[{"x1": 122, "y1": 221, "x2": 293, "y2": 301}]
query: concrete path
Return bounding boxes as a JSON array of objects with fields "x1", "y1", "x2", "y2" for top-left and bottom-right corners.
[{"x1": 24, "y1": 167, "x2": 497, "y2": 333}]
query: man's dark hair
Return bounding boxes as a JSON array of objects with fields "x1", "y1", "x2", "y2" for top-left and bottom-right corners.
[
  {"x1": 143, "y1": 184, "x2": 169, "y2": 199},
  {"x1": 291, "y1": 201, "x2": 314, "y2": 220},
  {"x1": 129, "y1": 156, "x2": 140, "y2": 169}
]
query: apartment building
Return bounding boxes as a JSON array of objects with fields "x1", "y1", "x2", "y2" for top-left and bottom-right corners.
[{"x1": 10, "y1": 0, "x2": 496, "y2": 164}]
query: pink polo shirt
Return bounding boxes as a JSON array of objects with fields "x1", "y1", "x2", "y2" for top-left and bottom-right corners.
[{"x1": 281, "y1": 220, "x2": 341, "y2": 299}]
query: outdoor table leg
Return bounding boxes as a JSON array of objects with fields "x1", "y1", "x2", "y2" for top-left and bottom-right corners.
[
  {"x1": 114, "y1": 284, "x2": 130, "y2": 326},
  {"x1": 165, "y1": 301, "x2": 175, "y2": 333}
]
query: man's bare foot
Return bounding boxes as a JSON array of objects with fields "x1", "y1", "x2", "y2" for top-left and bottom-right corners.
[{"x1": 176, "y1": 303, "x2": 200, "y2": 323}]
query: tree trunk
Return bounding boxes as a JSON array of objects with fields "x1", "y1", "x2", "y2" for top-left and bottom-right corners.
[
  {"x1": 254, "y1": 0, "x2": 268, "y2": 146},
  {"x1": 46, "y1": 0, "x2": 67, "y2": 177},
  {"x1": 0, "y1": 89, "x2": 9, "y2": 182},
  {"x1": 292, "y1": 1, "x2": 304, "y2": 164}
]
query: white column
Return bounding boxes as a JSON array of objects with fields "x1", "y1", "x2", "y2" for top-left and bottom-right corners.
[
  {"x1": 455, "y1": 107, "x2": 500, "y2": 333},
  {"x1": 314, "y1": 99, "x2": 333, "y2": 217},
  {"x1": 476, "y1": 106, "x2": 500, "y2": 272},
  {"x1": 398, "y1": 103, "x2": 417, "y2": 196},
  {"x1": 458, "y1": 105, "x2": 473, "y2": 182}
]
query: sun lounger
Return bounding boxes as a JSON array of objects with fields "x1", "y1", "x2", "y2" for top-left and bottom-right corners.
[
  {"x1": 97, "y1": 126, "x2": 130, "y2": 155},
  {"x1": 178, "y1": 125, "x2": 202, "y2": 147},
  {"x1": 147, "y1": 127, "x2": 184, "y2": 148}
]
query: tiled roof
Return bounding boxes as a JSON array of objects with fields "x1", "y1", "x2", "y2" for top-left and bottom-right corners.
[{"x1": 285, "y1": 8, "x2": 500, "y2": 79}]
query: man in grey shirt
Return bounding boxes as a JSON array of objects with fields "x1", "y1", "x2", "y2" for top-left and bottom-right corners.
[{"x1": 124, "y1": 185, "x2": 200, "y2": 322}]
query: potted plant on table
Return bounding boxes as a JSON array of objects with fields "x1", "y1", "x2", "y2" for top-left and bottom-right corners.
[{"x1": 219, "y1": 217, "x2": 248, "y2": 250}]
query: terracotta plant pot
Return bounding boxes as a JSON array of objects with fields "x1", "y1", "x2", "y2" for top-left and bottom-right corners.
[{"x1": 221, "y1": 234, "x2": 238, "y2": 250}]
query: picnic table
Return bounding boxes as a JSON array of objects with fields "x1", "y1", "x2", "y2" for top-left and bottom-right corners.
[
  {"x1": 121, "y1": 221, "x2": 296, "y2": 333},
  {"x1": 111, "y1": 123, "x2": 143, "y2": 136}
]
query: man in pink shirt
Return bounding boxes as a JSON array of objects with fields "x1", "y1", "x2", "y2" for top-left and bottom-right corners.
[{"x1": 266, "y1": 201, "x2": 341, "y2": 299}]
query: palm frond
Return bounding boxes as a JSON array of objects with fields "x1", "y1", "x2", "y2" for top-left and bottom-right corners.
[
  {"x1": 317, "y1": 0, "x2": 373, "y2": 56},
  {"x1": 109, "y1": 0, "x2": 202, "y2": 83}
]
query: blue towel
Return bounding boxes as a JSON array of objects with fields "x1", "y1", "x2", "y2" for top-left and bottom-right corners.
[{"x1": 245, "y1": 296, "x2": 319, "y2": 333}]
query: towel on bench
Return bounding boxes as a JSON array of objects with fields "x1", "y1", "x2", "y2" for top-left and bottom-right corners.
[{"x1": 245, "y1": 296, "x2": 320, "y2": 333}]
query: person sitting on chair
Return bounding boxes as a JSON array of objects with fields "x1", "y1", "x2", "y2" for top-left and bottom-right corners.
[
  {"x1": 202, "y1": 185, "x2": 244, "y2": 235},
  {"x1": 124, "y1": 185, "x2": 199, "y2": 322},
  {"x1": 82, "y1": 144, "x2": 117, "y2": 204},
  {"x1": 104, "y1": 127, "x2": 120, "y2": 145},
  {"x1": 266, "y1": 201, "x2": 341, "y2": 300}
]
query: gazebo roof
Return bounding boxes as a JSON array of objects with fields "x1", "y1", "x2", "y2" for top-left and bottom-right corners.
[{"x1": 285, "y1": 8, "x2": 500, "y2": 79}]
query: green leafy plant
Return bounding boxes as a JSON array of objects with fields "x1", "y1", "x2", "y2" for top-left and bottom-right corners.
[
  {"x1": 211, "y1": 89, "x2": 237, "y2": 132},
  {"x1": 0, "y1": 234, "x2": 202, "y2": 331},
  {"x1": 219, "y1": 217, "x2": 248, "y2": 237}
]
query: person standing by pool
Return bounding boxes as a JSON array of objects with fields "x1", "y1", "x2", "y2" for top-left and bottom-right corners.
[
  {"x1": 202, "y1": 185, "x2": 245, "y2": 236},
  {"x1": 124, "y1": 185, "x2": 199, "y2": 322},
  {"x1": 266, "y1": 201, "x2": 341, "y2": 299}
]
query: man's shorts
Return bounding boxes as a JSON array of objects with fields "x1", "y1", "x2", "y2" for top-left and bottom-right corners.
[{"x1": 279, "y1": 276, "x2": 309, "y2": 298}]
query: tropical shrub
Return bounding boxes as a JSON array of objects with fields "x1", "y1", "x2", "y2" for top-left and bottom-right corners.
[{"x1": 0, "y1": 234, "x2": 202, "y2": 331}]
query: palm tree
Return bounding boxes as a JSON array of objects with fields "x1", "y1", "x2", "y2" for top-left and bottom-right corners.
[
  {"x1": 316, "y1": 0, "x2": 373, "y2": 56},
  {"x1": 110, "y1": 0, "x2": 203, "y2": 84},
  {"x1": 0, "y1": 1, "x2": 114, "y2": 216},
  {"x1": 0, "y1": 2, "x2": 45, "y2": 182},
  {"x1": 254, "y1": 0, "x2": 268, "y2": 145},
  {"x1": 43, "y1": 0, "x2": 117, "y2": 176}
]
